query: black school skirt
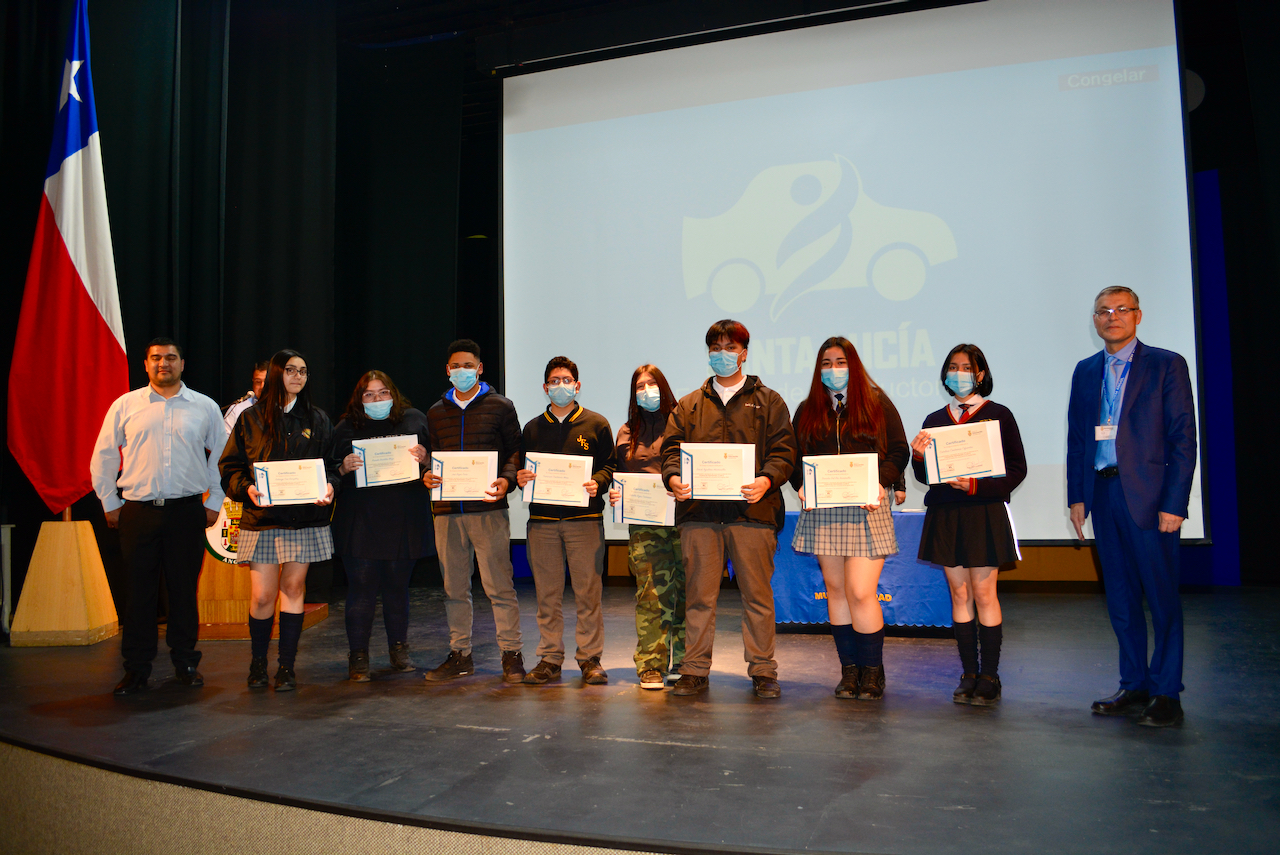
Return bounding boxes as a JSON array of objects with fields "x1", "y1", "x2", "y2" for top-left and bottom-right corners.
[{"x1": 918, "y1": 501, "x2": 1019, "y2": 569}]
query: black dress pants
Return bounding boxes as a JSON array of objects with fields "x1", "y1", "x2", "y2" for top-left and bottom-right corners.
[{"x1": 117, "y1": 500, "x2": 206, "y2": 677}]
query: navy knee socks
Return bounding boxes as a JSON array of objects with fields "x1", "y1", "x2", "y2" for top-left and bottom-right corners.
[
  {"x1": 953, "y1": 618, "x2": 979, "y2": 675},
  {"x1": 979, "y1": 622, "x2": 1002, "y2": 678},
  {"x1": 277, "y1": 611, "x2": 305, "y2": 669},
  {"x1": 853, "y1": 628, "x2": 885, "y2": 668},
  {"x1": 249, "y1": 615, "x2": 274, "y2": 660},
  {"x1": 831, "y1": 624, "x2": 857, "y2": 667}
]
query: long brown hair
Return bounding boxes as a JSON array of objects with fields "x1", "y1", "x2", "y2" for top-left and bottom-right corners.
[
  {"x1": 342, "y1": 370, "x2": 412, "y2": 429},
  {"x1": 623, "y1": 364, "x2": 677, "y2": 460},
  {"x1": 792, "y1": 336, "x2": 885, "y2": 450},
  {"x1": 252, "y1": 349, "x2": 313, "y2": 459}
]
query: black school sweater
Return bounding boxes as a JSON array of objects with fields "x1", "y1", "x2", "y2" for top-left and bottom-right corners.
[{"x1": 522, "y1": 404, "x2": 616, "y2": 521}]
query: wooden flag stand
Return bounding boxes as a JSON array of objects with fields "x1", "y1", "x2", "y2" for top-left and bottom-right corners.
[{"x1": 10, "y1": 510, "x2": 119, "y2": 647}]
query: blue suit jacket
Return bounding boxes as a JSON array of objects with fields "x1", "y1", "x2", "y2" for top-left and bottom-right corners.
[{"x1": 1066, "y1": 340, "x2": 1197, "y2": 530}]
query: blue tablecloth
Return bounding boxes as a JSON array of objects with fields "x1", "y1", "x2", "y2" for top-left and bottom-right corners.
[{"x1": 772, "y1": 510, "x2": 953, "y2": 627}]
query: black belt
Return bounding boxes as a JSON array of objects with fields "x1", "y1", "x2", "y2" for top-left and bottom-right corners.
[
  {"x1": 127, "y1": 494, "x2": 203, "y2": 507},
  {"x1": 1095, "y1": 466, "x2": 1119, "y2": 479}
]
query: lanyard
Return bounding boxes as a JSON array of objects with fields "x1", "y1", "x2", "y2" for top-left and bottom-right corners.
[{"x1": 1101, "y1": 355, "x2": 1132, "y2": 426}]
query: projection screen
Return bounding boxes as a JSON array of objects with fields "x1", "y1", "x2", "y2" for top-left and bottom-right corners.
[{"x1": 502, "y1": 0, "x2": 1201, "y2": 542}]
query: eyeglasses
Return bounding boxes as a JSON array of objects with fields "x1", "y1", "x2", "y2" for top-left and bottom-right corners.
[
  {"x1": 361, "y1": 389, "x2": 391, "y2": 402},
  {"x1": 546, "y1": 378, "x2": 576, "y2": 387},
  {"x1": 1093, "y1": 307, "x2": 1138, "y2": 319},
  {"x1": 284, "y1": 366, "x2": 308, "y2": 377}
]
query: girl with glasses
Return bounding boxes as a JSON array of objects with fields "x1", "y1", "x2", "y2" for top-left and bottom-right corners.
[
  {"x1": 330, "y1": 371, "x2": 431, "y2": 681},
  {"x1": 219, "y1": 349, "x2": 339, "y2": 691}
]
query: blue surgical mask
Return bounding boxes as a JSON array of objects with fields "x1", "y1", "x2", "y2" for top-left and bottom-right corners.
[
  {"x1": 449, "y1": 368, "x2": 478, "y2": 393},
  {"x1": 945, "y1": 371, "x2": 976, "y2": 397},
  {"x1": 821, "y1": 367, "x2": 849, "y2": 391},
  {"x1": 364, "y1": 399, "x2": 392, "y2": 420},
  {"x1": 709, "y1": 350, "x2": 741, "y2": 378},
  {"x1": 548, "y1": 383, "x2": 577, "y2": 408},
  {"x1": 636, "y1": 386, "x2": 661, "y2": 412}
]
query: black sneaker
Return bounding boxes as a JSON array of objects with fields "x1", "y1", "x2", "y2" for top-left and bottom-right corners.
[
  {"x1": 388, "y1": 641, "x2": 415, "y2": 672},
  {"x1": 953, "y1": 673, "x2": 978, "y2": 705},
  {"x1": 834, "y1": 664, "x2": 860, "y2": 699},
  {"x1": 578, "y1": 656, "x2": 608, "y2": 685},
  {"x1": 349, "y1": 649, "x2": 371, "y2": 683},
  {"x1": 856, "y1": 664, "x2": 885, "y2": 700},
  {"x1": 273, "y1": 665, "x2": 297, "y2": 692},
  {"x1": 672, "y1": 674, "x2": 709, "y2": 696},
  {"x1": 971, "y1": 674, "x2": 1001, "y2": 706},
  {"x1": 523, "y1": 658, "x2": 562, "y2": 684},
  {"x1": 501, "y1": 650, "x2": 526, "y2": 683},
  {"x1": 247, "y1": 657, "x2": 269, "y2": 689},
  {"x1": 424, "y1": 650, "x2": 474, "y2": 682}
]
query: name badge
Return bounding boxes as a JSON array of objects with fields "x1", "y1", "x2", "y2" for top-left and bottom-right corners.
[{"x1": 1095, "y1": 425, "x2": 1117, "y2": 441}]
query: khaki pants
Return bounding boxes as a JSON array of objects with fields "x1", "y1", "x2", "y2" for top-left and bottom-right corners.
[
  {"x1": 434, "y1": 509, "x2": 522, "y2": 655},
  {"x1": 679, "y1": 522, "x2": 778, "y2": 679},
  {"x1": 526, "y1": 519, "x2": 606, "y2": 665}
]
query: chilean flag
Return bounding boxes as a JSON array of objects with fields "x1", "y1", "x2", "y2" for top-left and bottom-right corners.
[{"x1": 7, "y1": 0, "x2": 128, "y2": 514}]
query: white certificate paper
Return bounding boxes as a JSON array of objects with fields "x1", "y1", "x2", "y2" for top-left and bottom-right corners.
[
  {"x1": 678, "y1": 442, "x2": 756, "y2": 501},
  {"x1": 431, "y1": 451, "x2": 499, "y2": 501},
  {"x1": 522, "y1": 452, "x2": 591, "y2": 508},
  {"x1": 924, "y1": 421, "x2": 1006, "y2": 484},
  {"x1": 253, "y1": 459, "x2": 327, "y2": 506},
  {"x1": 352, "y1": 434, "x2": 419, "y2": 488},
  {"x1": 612, "y1": 472, "x2": 676, "y2": 526},
  {"x1": 801, "y1": 453, "x2": 879, "y2": 509}
]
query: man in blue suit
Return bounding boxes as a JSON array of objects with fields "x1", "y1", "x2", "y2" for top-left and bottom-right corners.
[{"x1": 1067, "y1": 286, "x2": 1197, "y2": 727}]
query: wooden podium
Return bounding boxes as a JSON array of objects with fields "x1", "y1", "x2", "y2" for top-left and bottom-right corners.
[
  {"x1": 194, "y1": 551, "x2": 327, "y2": 640},
  {"x1": 10, "y1": 521, "x2": 119, "y2": 647}
]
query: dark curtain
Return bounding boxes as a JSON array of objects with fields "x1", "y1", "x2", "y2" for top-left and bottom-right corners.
[
  {"x1": 224, "y1": 0, "x2": 337, "y2": 413},
  {"x1": 334, "y1": 37, "x2": 462, "y2": 413}
]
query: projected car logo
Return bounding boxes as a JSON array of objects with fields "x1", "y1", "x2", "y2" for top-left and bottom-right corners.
[{"x1": 682, "y1": 155, "x2": 957, "y2": 319}]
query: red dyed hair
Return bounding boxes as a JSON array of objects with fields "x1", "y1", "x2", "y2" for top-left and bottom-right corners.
[{"x1": 792, "y1": 336, "x2": 885, "y2": 450}]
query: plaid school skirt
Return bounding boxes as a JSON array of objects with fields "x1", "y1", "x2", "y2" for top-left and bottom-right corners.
[
  {"x1": 791, "y1": 500, "x2": 898, "y2": 558},
  {"x1": 237, "y1": 526, "x2": 333, "y2": 565}
]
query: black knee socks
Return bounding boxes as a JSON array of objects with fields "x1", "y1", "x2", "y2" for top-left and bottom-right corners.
[
  {"x1": 831, "y1": 624, "x2": 857, "y2": 667},
  {"x1": 853, "y1": 628, "x2": 885, "y2": 668},
  {"x1": 979, "y1": 622, "x2": 1002, "y2": 678},
  {"x1": 953, "y1": 618, "x2": 979, "y2": 675},
  {"x1": 277, "y1": 611, "x2": 305, "y2": 669},
  {"x1": 249, "y1": 615, "x2": 274, "y2": 660}
]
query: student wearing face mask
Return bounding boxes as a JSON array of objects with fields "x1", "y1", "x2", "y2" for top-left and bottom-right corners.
[
  {"x1": 219, "y1": 349, "x2": 339, "y2": 691},
  {"x1": 516, "y1": 356, "x2": 617, "y2": 686},
  {"x1": 608, "y1": 364, "x2": 686, "y2": 690},
  {"x1": 421, "y1": 340, "x2": 526, "y2": 684},
  {"x1": 330, "y1": 371, "x2": 431, "y2": 682},
  {"x1": 789, "y1": 336, "x2": 909, "y2": 701},
  {"x1": 910, "y1": 343, "x2": 1027, "y2": 707}
]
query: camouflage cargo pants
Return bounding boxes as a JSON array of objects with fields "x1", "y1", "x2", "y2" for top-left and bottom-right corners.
[{"x1": 629, "y1": 525, "x2": 686, "y2": 675}]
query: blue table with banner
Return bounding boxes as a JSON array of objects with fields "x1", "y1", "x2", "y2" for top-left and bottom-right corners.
[{"x1": 772, "y1": 509, "x2": 952, "y2": 628}]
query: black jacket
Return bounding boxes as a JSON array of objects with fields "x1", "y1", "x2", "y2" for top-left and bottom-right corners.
[
  {"x1": 522, "y1": 404, "x2": 616, "y2": 521},
  {"x1": 328, "y1": 408, "x2": 434, "y2": 560},
  {"x1": 425, "y1": 383, "x2": 523, "y2": 514},
  {"x1": 660, "y1": 376, "x2": 796, "y2": 531},
  {"x1": 219, "y1": 401, "x2": 340, "y2": 530},
  {"x1": 788, "y1": 388, "x2": 910, "y2": 491}
]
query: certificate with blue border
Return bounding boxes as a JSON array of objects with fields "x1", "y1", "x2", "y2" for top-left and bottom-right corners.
[
  {"x1": 353, "y1": 434, "x2": 419, "y2": 488},
  {"x1": 430, "y1": 451, "x2": 498, "y2": 501},
  {"x1": 253, "y1": 458, "x2": 327, "y2": 506},
  {"x1": 924, "y1": 421, "x2": 1005, "y2": 484},
  {"x1": 612, "y1": 472, "x2": 675, "y2": 526},
  {"x1": 801, "y1": 453, "x2": 879, "y2": 510},
  {"x1": 678, "y1": 442, "x2": 755, "y2": 501}
]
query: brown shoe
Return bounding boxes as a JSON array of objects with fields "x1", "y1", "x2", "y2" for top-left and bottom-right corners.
[
  {"x1": 671, "y1": 674, "x2": 709, "y2": 696},
  {"x1": 523, "y1": 658, "x2": 562, "y2": 684},
  {"x1": 424, "y1": 650, "x2": 474, "y2": 682},
  {"x1": 501, "y1": 650, "x2": 526, "y2": 683},
  {"x1": 388, "y1": 642, "x2": 415, "y2": 672},
  {"x1": 348, "y1": 650, "x2": 371, "y2": 682},
  {"x1": 578, "y1": 656, "x2": 609, "y2": 685},
  {"x1": 752, "y1": 676, "x2": 782, "y2": 699},
  {"x1": 856, "y1": 664, "x2": 885, "y2": 700}
]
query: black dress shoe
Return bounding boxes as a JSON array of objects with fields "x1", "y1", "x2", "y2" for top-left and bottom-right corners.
[
  {"x1": 113, "y1": 671, "x2": 149, "y2": 695},
  {"x1": 1091, "y1": 688, "x2": 1149, "y2": 716},
  {"x1": 1137, "y1": 695, "x2": 1184, "y2": 728},
  {"x1": 174, "y1": 665, "x2": 204, "y2": 687}
]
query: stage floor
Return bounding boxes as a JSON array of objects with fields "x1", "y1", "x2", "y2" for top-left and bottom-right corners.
[{"x1": 1, "y1": 583, "x2": 1277, "y2": 854}]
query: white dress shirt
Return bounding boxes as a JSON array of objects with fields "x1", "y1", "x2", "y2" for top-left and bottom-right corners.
[
  {"x1": 91, "y1": 382, "x2": 228, "y2": 512},
  {"x1": 223, "y1": 392, "x2": 256, "y2": 434},
  {"x1": 713, "y1": 375, "x2": 746, "y2": 405}
]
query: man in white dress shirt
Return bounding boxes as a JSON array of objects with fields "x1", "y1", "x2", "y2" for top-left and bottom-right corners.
[{"x1": 91, "y1": 338, "x2": 226, "y2": 695}]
